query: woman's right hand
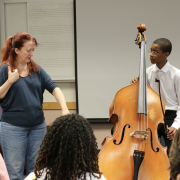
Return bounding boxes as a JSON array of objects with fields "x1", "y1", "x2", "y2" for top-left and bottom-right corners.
[{"x1": 8, "y1": 66, "x2": 19, "y2": 84}]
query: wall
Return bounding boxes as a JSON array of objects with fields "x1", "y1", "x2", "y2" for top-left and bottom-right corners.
[
  {"x1": 4, "y1": 0, "x2": 178, "y2": 149},
  {"x1": 0, "y1": 0, "x2": 112, "y2": 149}
]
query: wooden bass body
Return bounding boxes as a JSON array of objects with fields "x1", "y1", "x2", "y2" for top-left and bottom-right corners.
[{"x1": 98, "y1": 80, "x2": 170, "y2": 180}]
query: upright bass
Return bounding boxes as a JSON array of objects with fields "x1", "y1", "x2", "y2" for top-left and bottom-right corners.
[{"x1": 98, "y1": 24, "x2": 170, "y2": 180}]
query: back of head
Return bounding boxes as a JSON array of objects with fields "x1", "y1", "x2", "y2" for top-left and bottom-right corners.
[
  {"x1": 153, "y1": 38, "x2": 172, "y2": 55},
  {"x1": 169, "y1": 128, "x2": 180, "y2": 180},
  {"x1": 34, "y1": 114, "x2": 102, "y2": 180}
]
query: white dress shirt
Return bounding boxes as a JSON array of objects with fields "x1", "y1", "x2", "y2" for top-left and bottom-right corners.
[
  {"x1": 146, "y1": 61, "x2": 180, "y2": 129},
  {"x1": 25, "y1": 171, "x2": 107, "y2": 180}
]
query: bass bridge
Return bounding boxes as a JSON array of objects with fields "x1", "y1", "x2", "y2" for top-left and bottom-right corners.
[{"x1": 130, "y1": 130, "x2": 149, "y2": 139}]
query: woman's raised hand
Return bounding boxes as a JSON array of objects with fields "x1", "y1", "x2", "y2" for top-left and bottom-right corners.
[{"x1": 8, "y1": 66, "x2": 19, "y2": 84}]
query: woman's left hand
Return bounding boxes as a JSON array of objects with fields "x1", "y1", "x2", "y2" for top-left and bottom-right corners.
[
  {"x1": 62, "y1": 108, "x2": 70, "y2": 116},
  {"x1": 52, "y1": 87, "x2": 70, "y2": 116}
]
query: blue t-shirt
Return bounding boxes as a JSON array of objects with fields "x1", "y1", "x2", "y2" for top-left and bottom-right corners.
[{"x1": 0, "y1": 64, "x2": 58, "y2": 127}]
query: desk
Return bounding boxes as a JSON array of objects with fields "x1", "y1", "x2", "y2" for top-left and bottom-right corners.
[{"x1": 47, "y1": 123, "x2": 52, "y2": 131}]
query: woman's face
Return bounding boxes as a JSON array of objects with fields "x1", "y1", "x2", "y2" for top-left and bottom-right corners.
[{"x1": 15, "y1": 40, "x2": 35, "y2": 64}]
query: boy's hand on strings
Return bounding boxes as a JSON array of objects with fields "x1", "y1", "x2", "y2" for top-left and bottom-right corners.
[
  {"x1": 130, "y1": 77, "x2": 138, "y2": 84},
  {"x1": 167, "y1": 127, "x2": 177, "y2": 140}
]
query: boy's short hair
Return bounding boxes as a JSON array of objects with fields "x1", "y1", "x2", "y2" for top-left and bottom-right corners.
[{"x1": 153, "y1": 38, "x2": 172, "y2": 55}]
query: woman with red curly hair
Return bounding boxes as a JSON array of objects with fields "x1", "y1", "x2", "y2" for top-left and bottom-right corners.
[{"x1": 0, "y1": 32, "x2": 69, "y2": 180}]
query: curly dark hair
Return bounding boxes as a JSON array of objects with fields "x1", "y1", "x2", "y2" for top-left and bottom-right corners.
[
  {"x1": 169, "y1": 128, "x2": 180, "y2": 180},
  {"x1": 34, "y1": 114, "x2": 102, "y2": 180}
]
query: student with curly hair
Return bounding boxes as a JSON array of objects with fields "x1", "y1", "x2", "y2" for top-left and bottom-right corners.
[
  {"x1": 169, "y1": 128, "x2": 180, "y2": 180},
  {"x1": 25, "y1": 114, "x2": 106, "y2": 180}
]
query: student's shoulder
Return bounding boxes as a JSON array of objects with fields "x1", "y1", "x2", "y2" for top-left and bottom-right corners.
[
  {"x1": 24, "y1": 172, "x2": 35, "y2": 180},
  {"x1": 169, "y1": 63, "x2": 180, "y2": 77},
  {"x1": 84, "y1": 173, "x2": 107, "y2": 180},
  {"x1": 99, "y1": 174, "x2": 107, "y2": 180},
  {"x1": 146, "y1": 64, "x2": 156, "y2": 73}
]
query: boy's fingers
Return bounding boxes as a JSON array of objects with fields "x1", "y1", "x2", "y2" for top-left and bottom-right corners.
[{"x1": 167, "y1": 130, "x2": 173, "y2": 135}]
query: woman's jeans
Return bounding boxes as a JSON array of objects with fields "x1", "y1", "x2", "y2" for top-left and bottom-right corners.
[{"x1": 0, "y1": 121, "x2": 46, "y2": 180}]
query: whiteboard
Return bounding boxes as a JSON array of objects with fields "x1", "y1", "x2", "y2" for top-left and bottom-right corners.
[
  {"x1": 75, "y1": 0, "x2": 180, "y2": 121},
  {"x1": 1, "y1": 0, "x2": 75, "y2": 82},
  {"x1": 28, "y1": 1, "x2": 75, "y2": 81}
]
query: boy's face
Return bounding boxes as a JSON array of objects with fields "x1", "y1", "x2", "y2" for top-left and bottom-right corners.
[{"x1": 150, "y1": 43, "x2": 169, "y2": 66}]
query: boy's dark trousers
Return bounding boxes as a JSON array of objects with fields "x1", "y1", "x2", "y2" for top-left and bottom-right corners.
[{"x1": 158, "y1": 110, "x2": 177, "y2": 155}]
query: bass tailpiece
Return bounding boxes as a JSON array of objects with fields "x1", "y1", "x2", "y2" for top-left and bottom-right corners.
[{"x1": 133, "y1": 150, "x2": 145, "y2": 180}]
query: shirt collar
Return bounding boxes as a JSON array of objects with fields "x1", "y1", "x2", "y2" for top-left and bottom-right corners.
[{"x1": 154, "y1": 61, "x2": 170, "y2": 73}]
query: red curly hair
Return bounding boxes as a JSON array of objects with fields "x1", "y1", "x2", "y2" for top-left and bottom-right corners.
[{"x1": 1, "y1": 32, "x2": 39, "y2": 75}]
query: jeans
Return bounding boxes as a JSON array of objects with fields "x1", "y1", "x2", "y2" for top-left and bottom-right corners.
[{"x1": 0, "y1": 121, "x2": 46, "y2": 180}]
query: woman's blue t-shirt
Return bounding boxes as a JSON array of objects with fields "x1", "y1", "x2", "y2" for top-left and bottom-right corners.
[{"x1": 0, "y1": 64, "x2": 58, "y2": 127}]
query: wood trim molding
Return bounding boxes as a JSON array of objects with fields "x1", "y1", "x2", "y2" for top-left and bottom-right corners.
[
  {"x1": 0, "y1": 102, "x2": 76, "y2": 110},
  {"x1": 43, "y1": 102, "x2": 76, "y2": 110}
]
